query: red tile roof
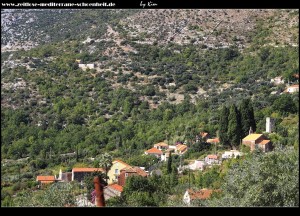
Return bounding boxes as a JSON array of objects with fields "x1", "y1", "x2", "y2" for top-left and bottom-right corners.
[
  {"x1": 177, "y1": 144, "x2": 187, "y2": 152},
  {"x1": 188, "y1": 189, "x2": 219, "y2": 200},
  {"x1": 121, "y1": 166, "x2": 148, "y2": 177},
  {"x1": 207, "y1": 138, "x2": 220, "y2": 143},
  {"x1": 207, "y1": 154, "x2": 218, "y2": 159},
  {"x1": 259, "y1": 140, "x2": 271, "y2": 145},
  {"x1": 154, "y1": 142, "x2": 169, "y2": 147},
  {"x1": 145, "y1": 147, "x2": 163, "y2": 155},
  {"x1": 133, "y1": 167, "x2": 148, "y2": 177},
  {"x1": 108, "y1": 184, "x2": 123, "y2": 192},
  {"x1": 36, "y1": 176, "x2": 55, "y2": 182},
  {"x1": 72, "y1": 168, "x2": 104, "y2": 172}
]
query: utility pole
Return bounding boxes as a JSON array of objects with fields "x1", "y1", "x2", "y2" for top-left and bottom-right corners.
[
  {"x1": 215, "y1": 141, "x2": 217, "y2": 154},
  {"x1": 188, "y1": 168, "x2": 190, "y2": 189}
]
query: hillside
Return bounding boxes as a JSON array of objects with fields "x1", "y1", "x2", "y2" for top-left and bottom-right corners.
[
  {"x1": 2, "y1": 9, "x2": 298, "y2": 51},
  {"x1": 1, "y1": 9, "x2": 299, "y2": 207}
]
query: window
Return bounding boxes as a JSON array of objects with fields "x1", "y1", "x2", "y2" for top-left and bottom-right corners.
[
  {"x1": 125, "y1": 173, "x2": 128, "y2": 177},
  {"x1": 115, "y1": 169, "x2": 118, "y2": 174}
]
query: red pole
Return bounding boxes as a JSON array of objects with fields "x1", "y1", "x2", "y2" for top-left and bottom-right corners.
[{"x1": 93, "y1": 176, "x2": 105, "y2": 207}]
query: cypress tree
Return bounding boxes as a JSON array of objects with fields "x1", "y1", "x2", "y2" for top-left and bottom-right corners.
[
  {"x1": 239, "y1": 99, "x2": 256, "y2": 138},
  {"x1": 167, "y1": 151, "x2": 172, "y2": 174},
  {"x1": 219, "y1": 106, "x2": 229, "y2": 147},
  {"x1": 239, "y1": 99, "x2": 251, "y2": 138},
  {"x1": 171, "y1": 165, "x2": 178, "y2": 186},
  {"x1": 248, "y1": 100, "x2": 256, "y2": 133},
  {"x1": 227, "y1": 104, "x2": 242, "y2": 148}
]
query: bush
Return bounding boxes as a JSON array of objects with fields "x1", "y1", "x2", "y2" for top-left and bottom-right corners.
[{"x1": 208, "y1": 149, "x2": 299, "y2": 207}]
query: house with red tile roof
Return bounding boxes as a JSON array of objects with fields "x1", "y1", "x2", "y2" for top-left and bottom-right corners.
[
  {"x1": 207, "y1": 138, "x2": 220, "y2": 144},
  {"x1": 104, "y1": 184, "x2": 123, "y2": 200},
  {"x1": 36, "y1": 176, "x2": 56, "y2": 185},
  {"x1": 72, "y1": 168, "x2": 104, "y2": 182},
  {"x1": 145, "y1": 147, "x2": 163, "y2": 157},
  {"x1": 118, "y1": 166, "x2": 148, "y2": 186},
  {"x1": 242, "y1": 134, "x2": 272, "y2": 152},
  {"x1": 176, "y1": 144, "x2": 188, "y2": 154},
  {"x1": 183, "y1": 189, "x2": 220, "y2": 205},
  {"x1": 154, "y1": 142, "x2": 169, "y2": 150},
  {"x1": 205, "y1": 154, "x2": 219, "y2": 165},
  {"x1": 107, "y1": 160, "x2": 131, "y2": 184}
]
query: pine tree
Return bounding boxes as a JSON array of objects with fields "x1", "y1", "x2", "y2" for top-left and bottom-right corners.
[
  {"x1": 227, "y1": 104, "x2": 242, "y2": 148},
  {"x1": 239, "y1": 99, "x2": 250, "y2": 138},
  {"x1": 219, "y1": 106, "x2": 229, "y2": 147}
]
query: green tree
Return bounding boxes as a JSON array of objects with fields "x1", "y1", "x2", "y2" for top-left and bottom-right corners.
[
  {"x1": 13, "y1": 183, "x2": 78, "y2": 207},
  {"x1": 227, "y1": 104, "x2": 242, "y2": 148},
  {"x1": 208, "y1": 149, "x2": 299, "y2": 207},
  {"x1": 170, "y1": 168, "x2": 179, "y2": 187},
  {"x1": 167, "y1": 152, "x2": 172, "y2": 174},
  {"x1": 219, "y1": 106, "x2": 229, "y2": 147},
  {"x1": 239, "y1": 99, "x2": 256, "y2": 138},
  {"x1": 123, "y1": 97, "x2": 134, "y2": 114},
  {"x1": 272, "y1": 94, "x2": 297, "y2": 116},
  {"x1": 163, "y1": 109, "x2": 173, "y2": 121},
  {"x1": 248, "y1": 100, "x2": 256, "y2": 133}
]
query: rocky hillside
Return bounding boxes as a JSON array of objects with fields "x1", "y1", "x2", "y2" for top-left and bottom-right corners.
[
  {"x1": 2, "y1": 9, "x2": 298, "y2": 52},
  {"x1": 1, "y1": 9, "x2": 298, "y2": 117}
]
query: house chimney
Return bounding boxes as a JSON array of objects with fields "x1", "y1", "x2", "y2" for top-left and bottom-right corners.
[{"x1": 93, "y1": 176, "x2": 105, "y2": 207}]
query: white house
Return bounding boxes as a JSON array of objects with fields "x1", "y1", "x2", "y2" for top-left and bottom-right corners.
[
  {"x1": 154, "y1": 142, "x2": 169, "y2": 150},
  {"x1": 270, "y1": 76, "x2": 284, "y2": 85},
  {"x1": 204, "y1": 154, "x2": 219, "y2": 165},
  {"x1": 161, "y1": 151, "x2": 171, "y2": 162},
  {"x1": 188, "y1": 160, "x2": 206, "y2": 171},
  {"x1": 145, "y1": 147, "x2": 163, "y2": 159},
  {"x1": 221, "y1": 150, "x2": 243, "y2": 159},
  {"x1": 104, "y1": 184, "x2": 123, "y2": 200}
]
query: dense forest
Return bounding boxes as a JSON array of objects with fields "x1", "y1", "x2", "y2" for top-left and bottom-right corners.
[{"x1": 1, "y1": 9, "x2": 299, "y2": 207}]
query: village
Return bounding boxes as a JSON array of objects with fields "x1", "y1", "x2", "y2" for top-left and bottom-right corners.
[{"x1": 35, "y1": 117, "x2": 275, "y2": 206}]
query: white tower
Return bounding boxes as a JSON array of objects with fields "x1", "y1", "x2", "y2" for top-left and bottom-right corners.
[{"x1": 266, "y1": 117, "x2": 274, "y2": 133}]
